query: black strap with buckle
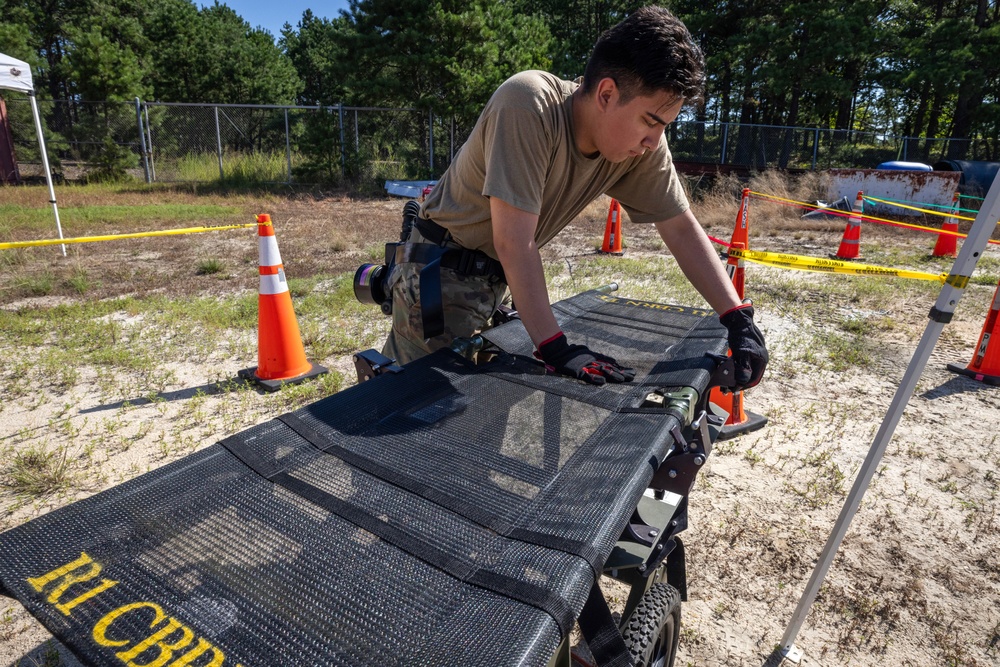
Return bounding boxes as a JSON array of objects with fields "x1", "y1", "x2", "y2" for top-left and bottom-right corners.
[{"x1": 399, "y1": 218, "x2": 506, "y2": 339}]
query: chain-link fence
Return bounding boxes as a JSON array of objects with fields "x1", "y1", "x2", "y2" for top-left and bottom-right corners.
[{"x1": 3, "y1": 95, "x2": 997, "y2": 187}]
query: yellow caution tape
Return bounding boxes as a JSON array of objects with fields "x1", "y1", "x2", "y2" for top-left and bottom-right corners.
[
  {"x1": 747, "y1": 191, "x2": 1000, "y2": 241},
  {"x1": 729, "y1": 248, "x2": 948, "y2": 283},
  {"x1": 0, "y1": 223, "x2": 257, "y2": 250},
  {"x1": 945, "y1": 274, "x2": 970, "y2": 289},
  {"x1": 862, "y1": 195, "x2": 976, "y2": 222}
]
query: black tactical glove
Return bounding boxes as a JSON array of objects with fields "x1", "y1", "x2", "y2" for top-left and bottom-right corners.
[
  {"x1": 535, "y1": 333, "x2": 635, "y2": 385},
  {"x1": 719, "y1": 304, "x2": 768, "y2": 390}
]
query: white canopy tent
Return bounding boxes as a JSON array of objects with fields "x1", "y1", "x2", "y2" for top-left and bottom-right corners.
[{"x1": 0, "y1": 52, "x2": 65, "y2": 255}]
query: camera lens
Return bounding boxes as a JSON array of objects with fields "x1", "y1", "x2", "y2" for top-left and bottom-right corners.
[{"x1": 353, "y1": 263, "x2": 387, "y2": 305}]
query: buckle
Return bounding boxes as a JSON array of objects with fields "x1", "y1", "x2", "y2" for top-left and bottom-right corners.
[{"x1": 455, "y1": 249, "x2": 476, "y2": 275}]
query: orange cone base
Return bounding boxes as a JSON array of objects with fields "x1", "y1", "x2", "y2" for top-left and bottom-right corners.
[
  {"x1": 947, "y1": 361, "x2": 1000, "y2": 386},
  {"x1": 238, "y1": 361, "x2": 328, "y2": 392},
  {"x1": 932, "y1": 226, "x2": 959, "y2": 257},
  {"x1": 717, "y1": 410, "x2": 769, "y2": 440},
  {"x1": 829, "y1": 251, "x2": 860, "y2": 261},
  {"x1": 710, "y1": 386, "x2": 769, "y2": 440}
]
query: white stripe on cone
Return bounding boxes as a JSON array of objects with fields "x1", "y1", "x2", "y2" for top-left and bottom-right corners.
[
  {"x1": 259, "y1": 236, "x2": 282, "y2": 267},
  {"x1": 260, "y1": 270, "x2": 288, "y2": 295}
]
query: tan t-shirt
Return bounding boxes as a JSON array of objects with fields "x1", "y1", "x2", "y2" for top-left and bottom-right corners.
[{"x1": 421, "y1": 70, "x2": 689, "y2": 260}]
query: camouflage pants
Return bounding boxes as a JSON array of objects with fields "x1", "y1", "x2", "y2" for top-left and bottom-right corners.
[{"x1": 381, "y1": 226, "x2": 507, "y2": 365}]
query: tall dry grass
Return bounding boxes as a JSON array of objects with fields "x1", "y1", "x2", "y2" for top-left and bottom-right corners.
[{"x1": 692, "y1": 170, "x2": 840, "y2": 235}]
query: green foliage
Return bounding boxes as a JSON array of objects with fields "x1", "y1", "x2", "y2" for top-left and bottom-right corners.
[
  {"x1": 64, "y1": 22, "x2": 149, "y2": 102},
  {"x1": 85, "y1": 135, "x2": 137, "y2": 183},
  {"x1": 510, "y1": 0, "x2": 642, "y2": 80},
  {"x1": 281, "y1": 11, "x2": 353, "y2": 106},
  {"x1": 332, "y1": 0, "x2": 551, "y2": 121},
  {"x1": 4, "y1": 0, "x2": 999, "y2": 164},
  {"x1": 292, "y1": 109, "x2": 346, "y2": 185}
]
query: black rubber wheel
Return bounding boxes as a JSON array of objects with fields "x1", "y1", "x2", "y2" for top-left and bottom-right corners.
[{"x1": 621, "y1": 583, "x2": 681, "y2": 667}]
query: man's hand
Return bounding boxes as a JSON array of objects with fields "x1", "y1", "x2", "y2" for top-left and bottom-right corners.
[
  {"x1": 536, "y1": 332, "x2": 635, "y2": 385},
  {"x1": 719, "y1": 304, "x2": 768, "y2": 390}
]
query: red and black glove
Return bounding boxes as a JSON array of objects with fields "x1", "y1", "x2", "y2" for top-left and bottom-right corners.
[
  {"x1": 535, "y1": 332, "x2": 635, "y2": 385},
  {"x1": 719, "y1": 304, "x2": 768, "y2": 390}
]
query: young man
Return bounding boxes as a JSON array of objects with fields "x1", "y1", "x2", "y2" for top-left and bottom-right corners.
[{"x1": 382, "y1": 5, "x2": 767, "y2": 389}]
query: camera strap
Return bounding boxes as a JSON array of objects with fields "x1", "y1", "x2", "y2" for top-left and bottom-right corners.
[{"x1": 394, "y1": 243, "x2": 506, "y2": 339}]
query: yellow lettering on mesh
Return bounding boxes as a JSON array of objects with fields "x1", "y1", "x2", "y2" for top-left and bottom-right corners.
[
  {"x1": 93, "y1": 602, "x2": 237, "y2": 667},
  {"x1": 116, "y1": 616, "x2": 195, "y2": 667},
  {"x1": 165, "y1": 638, "x2": 226, "y2": 667},
  {"x1": 94, "y1": 601, "x2": 165, "y2": 648},
  {"x1": 26, "y1": 552, "x2": 119, "y2": 616}
]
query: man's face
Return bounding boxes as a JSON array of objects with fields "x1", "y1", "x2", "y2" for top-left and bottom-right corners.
[{"x1": 592, "y1": 85, "x2": 683, "y2": 163}]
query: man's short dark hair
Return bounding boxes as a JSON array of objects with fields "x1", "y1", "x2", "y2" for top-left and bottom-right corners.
[{"x1": 582, "y1": 6, "x2": 705, "y2": 106}]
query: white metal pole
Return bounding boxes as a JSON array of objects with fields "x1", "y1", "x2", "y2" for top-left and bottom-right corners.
[
  {"x1": 29, "y1": 92, "x2": 65, "y2": 256},
  {"x1": 779, "y1": 168, "x2": 1000, "y2": 661}
]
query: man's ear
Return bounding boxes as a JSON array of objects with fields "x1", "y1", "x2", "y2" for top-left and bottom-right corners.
[{"x1": 595, "y1": 77, "x2": 618, "y2": 111}]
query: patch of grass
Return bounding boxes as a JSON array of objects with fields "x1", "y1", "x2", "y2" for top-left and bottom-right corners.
[
  {"x1": 838, "y1": 313, "x2": 895, "y2": 336},
  {"x1": 155, "y1": 294, "x2": 258, "y2": 331},
  {"x1": 35, "y1": 348, "x2": 81, "y2": 390},
  {"x1": 970, "y1": 254, "x2": 1000, "y2": 286},
  {"x1": 7, "y1": 445, "x2": 73, "y2": 496},
  {"x1": 65, "y1": 269, "x2": 92, "y2": 294},
  {"x1": 196, "y1": 258, "x2": 224, "y2": 275},
  {"x1": 817, "y1": 331, "x2": 874, "y2": 371},
  {"x1": 173, "y1": 151, "x2": 292, "y2": 186},
  {"x1": 0, "y1": 203, "x2": 243, "y2": 235},
  {"x1": 13, "y1": 272, "x2": 55, "y2": 296},
  {"x1": 786, "y1": 450, "x2": 847, "y2": 508},
  {"x1": 555, "y1": 255, "x2": 706, "y2": 306},
  {"x1": 0, "y1": 248, "x2": 27, "y2": 268}
]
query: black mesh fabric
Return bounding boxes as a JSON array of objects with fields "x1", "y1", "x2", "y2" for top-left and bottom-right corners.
[{"x1": 0, "y1": 291, "x2": 727, "y2": 667}]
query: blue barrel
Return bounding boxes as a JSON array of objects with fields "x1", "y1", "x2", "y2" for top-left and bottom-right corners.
[
  {"x1": 934, "y1": 160, "x2": 1000, "y2": 196},
  {"x1": 877, "y1": 160, "x2": 932, "y2": 171}
]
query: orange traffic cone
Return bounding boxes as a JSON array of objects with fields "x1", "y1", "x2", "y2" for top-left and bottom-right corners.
[
  {"x1": 948, "y1": 278, "x2": 1000, "y2": 385},
  {"x1": 238, "y1": 214, "x2": 327, "y2": 392},
  {"x1": 600, "y1": 199, "x2": 623, "y2": 255},
  {"x1": 708, "y1": 189, "x2": 767, "y2": 440},
  {"x1": 932, "y1": 192, "x2": 960, "y2": 258},
  {"x1": 833, "y1": 191, "x2": 864, "y2": 260},
  {"x1": 725, "y1": 189, "x2": 751, "y2": 291}
]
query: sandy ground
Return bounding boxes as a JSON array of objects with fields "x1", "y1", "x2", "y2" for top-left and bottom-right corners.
[{"x1": 1, "y1": 189, "x2": 999, "y2": 666}]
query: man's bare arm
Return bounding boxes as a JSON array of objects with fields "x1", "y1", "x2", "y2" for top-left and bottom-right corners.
[
  {"x1": 654, "y1": 208, "x2": 742, "y2": 314},
  {"x1": 490, "y1": 196, "x2": 561, "y2": 348}
]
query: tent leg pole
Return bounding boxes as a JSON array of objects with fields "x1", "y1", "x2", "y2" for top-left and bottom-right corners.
[
  {"x1": 29, "y1": 92, "x2": 65, "y2": 256},
  {"x1": 778, "y1": 168, "x2": 1000, "y2": 659}
]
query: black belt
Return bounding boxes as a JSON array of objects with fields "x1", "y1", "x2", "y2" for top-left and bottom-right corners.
[
  {"x1": 413, "y1": 216, "x2": 450, "y2": 245},
  {"x1": 404, "y1": 218, "x2": 506, "y2": 339},
  {"x1": 396, "y1": 244, "x2": 506, "y2": 282}
]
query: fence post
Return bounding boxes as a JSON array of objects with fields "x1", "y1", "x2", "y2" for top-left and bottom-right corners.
[
  {"x1": 338, "y1": 103, "x2": 346, "y2": 179},
  {"x1": 134, "y1": 97, "x2": 151, "y2": 183},
  {"x1": 429, "y1": 109, "x2": 434, "y2": 174},
  {"x1": 284, "y1": 108, "x2": 292, "y2": 185},
  {"x1": 144, "y1": 104, "x2": 156, "y2": 182},
  {"x1": 214, "y1": 105, "x2": 224, "y2": 180},
  {"x1": 812, "y1": 128, "x2": 819, "y2": 170},
  {"x1": 720, "y1": 122, "x2": 729, "y2": 164}
]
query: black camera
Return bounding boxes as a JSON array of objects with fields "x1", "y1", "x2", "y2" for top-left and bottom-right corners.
[
  {"x1": 353, "y1": 246, "x2": 396, "y2": 315},
  {"x1": 353, "y1": 200, "x2": 422, "y2": 315}
]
